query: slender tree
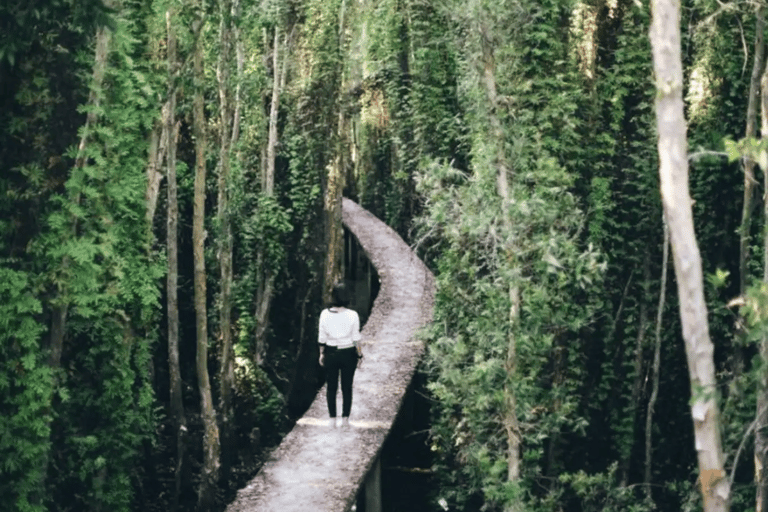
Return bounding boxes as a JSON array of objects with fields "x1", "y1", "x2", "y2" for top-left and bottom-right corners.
[
  {"x1": 192, "y1": 8, "x2": 221, "y2": 509},
  {"x1": 322, "y1": 0, "x2": 348, "y2": 305},
  {"x1": 650, "y1": 0, "x2": 729, "y2": 508},
  {"x1": 254, "y1": 20, "x2": 291, "y2": 364},
  {"x1": 740, "y1": 6, "x2": 765, "y2": 298},
  {"x1": 144, "y1": 116, "x2": 166, "y2": 231},
  {"x1": 165, "y1": 6, "x2": 186, "y2": 510},
  {"x1": 645, "y1": 220, "x2": 668, "y2": 502},
  {"x1": 756, "y1": 54, "x2": 768, "y2": 512},
  {"x1": 479, "y1": 26, "x2": 523, "y2": 493},
  {"x1": 216, "y1": 0, "x2": 236, "y2": 482}
]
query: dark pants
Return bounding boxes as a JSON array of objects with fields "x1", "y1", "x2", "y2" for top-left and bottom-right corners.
[{"x1": 325, "y1": 346, "x2": 357, "y2": 418}]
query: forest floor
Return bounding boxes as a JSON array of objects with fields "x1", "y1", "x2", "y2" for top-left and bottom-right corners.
[{"x1": 224, "y1": 198, "x2": 435, "y2": 512}]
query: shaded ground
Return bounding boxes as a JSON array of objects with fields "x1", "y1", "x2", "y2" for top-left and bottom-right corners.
[{"x1": 225, "y1": 198, "x2": 435, "y2": 512}]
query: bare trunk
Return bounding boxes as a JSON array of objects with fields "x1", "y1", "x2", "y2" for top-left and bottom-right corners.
[
  {"x1": 501, "y1": 298, "x2": 522, "y2": 504},
  {"x1": 144, "y1": 118, "x2": 166, "y2": 231},
  {"x1": 165, "y1": 9, "x2": 186, "y2": 512},
  {"x1": 254, "y1": 25, "x2": 289, "y2": 365},
  {"x1": 645, "y1": 220, "x2": 669, "y2": 502},
  {"x1": 756, "y1": 62, "x2": 768, "y2": 512},
  {"x1": 324, "y1": 103, "x2": 346, "y2": 304},
  {"x1": 650, "y1": 1, "x2": 729, "y2": 509},
  {"x1": 504, "y1": 285, "x2": 521, "y2": 487},
  {"x1": 216, "y1": 0, "x2": 235, "y2": 481},
  {"x1": 192, "y1": 14, "x2": 220, "y2": 510}
]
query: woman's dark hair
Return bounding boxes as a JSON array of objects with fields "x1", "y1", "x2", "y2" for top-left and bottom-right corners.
[{"x1": 330, "y1": 282, "x2": 351, "y2": 308}]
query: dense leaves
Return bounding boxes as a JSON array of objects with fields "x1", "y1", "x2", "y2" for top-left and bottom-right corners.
[{"x1": 3, "y1": 0, "x2": 768, "y2": 510}]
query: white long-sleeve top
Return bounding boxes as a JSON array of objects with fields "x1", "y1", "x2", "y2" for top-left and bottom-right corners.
[{"x1": 318, "y1": 307, "x2": 362, "y2": 349}]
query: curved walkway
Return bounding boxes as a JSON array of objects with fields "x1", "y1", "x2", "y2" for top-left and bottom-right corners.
[{"x1": 226, "y1": 198, "x2": 435, "y2": 512}]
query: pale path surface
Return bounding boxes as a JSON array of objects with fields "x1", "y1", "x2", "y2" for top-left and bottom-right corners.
[{"x1": 225, "y1": 198, "x2": 435, "y2": 512}]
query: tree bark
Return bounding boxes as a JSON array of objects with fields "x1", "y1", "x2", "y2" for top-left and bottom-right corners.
[
  {"x1": 320, "y1": 0, "x2": 348, "y2": 306},
  {"x1": 755, "y1": 60, "x2": 768, "y2": 512},
  {"x1": 254, "y1": 25, "x2": 290, "y2": 365},
  {"x1": 503, "y1": 286, "x2": 521, "y2": 489},
  {"x1": 144, "y1": 117, "x2": 166, "y2": 232},
  {"x1": 165, "y1": 8, "x2": 186, "y2": 512},
  {"x1": 645, "y1": 220, "x2": 668, "y2": 502},
  {"x1": 216, "y1": 0, "x2": 235, "y2": 482},
  {"x1": 740, "y1": 7, "x2": 764, "y2": 297},
  {"x1": 265, "y1": 26, "x2": 282, "y2": 195},
  {"x1": 192, "y1": 12, "x2": 220, "y2": 510},
  {"x1": 649, "y1": 0, "x2": 730, "y2": 509},
  {"x1": 324, "y1": 89, "x2": 347, "y2": 304}
]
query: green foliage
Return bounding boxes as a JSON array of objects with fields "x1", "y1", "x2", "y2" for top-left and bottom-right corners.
[
  {"x1": 0, "y1": 0, "x2": 115, "y2": 67},
  {"x1": 556, "y1": 464, "x2": 654, "y2": 512},
  {"x1": 418, "y1": 127, "x2": 604, "y2": 510},
  {"x1": 244, "y1": 194, "x2": 293, "y2": 277},
  {"x1": 233, "y1": 344, "x2": 286, "y2": 442},
  {"x1": 25, "y1": 6, "x2": 161, "y2": 510},
  {"x1": 0, "y1": 268, "x2": 51, "y2": 512},
  {"x1": 0, "y1": 0, "x2": 764, "y2": 509},
  {"x1": 356, "y1": 0, "x2": 467, "y2": 237}
]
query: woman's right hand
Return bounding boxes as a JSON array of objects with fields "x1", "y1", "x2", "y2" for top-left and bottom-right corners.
[{"x1": 319, "y1": 354, "x2": 325, "y2": 367}]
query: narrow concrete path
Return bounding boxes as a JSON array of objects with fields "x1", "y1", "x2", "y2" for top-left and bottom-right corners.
[{"x1": 225, "y1": 198, "x2": 435, "y2": 512}]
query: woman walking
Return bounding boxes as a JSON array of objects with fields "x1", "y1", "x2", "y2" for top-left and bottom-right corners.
[{"x1": 318, "y1": 283, "x2": 363, "y2": 427}]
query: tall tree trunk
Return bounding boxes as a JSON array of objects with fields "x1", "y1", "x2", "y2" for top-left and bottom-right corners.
[
  {"x1": 144, "y1": 116, "x2": 166, "y2": 232},
  {"x1": 216, "y1": 0, "x2": 235, "y2": 483},
  {"x1": 254, "y1": 26, "x2": 289, "y2": 365},
  {"x1": 321, "y1": 0, "x2": 348, "y2": 305},
  {"x1": 503, "y1": 286, "x2": 522, "y2": 490},
  {"x1": 645, "y1": 220, "x2": 669, "y2": 503},
  {"x1": 755, "y1": 60, "x2": 768, "y2": 512},
  {"x1": 740, "y1": 7, "x2": 764, "y2": 297},
  {"x1": 324, "y1": 103, "x2": 346, "y2": 304},
  {"x1": 649, "y1": 1, "x2": 730, "y2": 509},
  {"x1": 165, "y1": 8, "x2": 186, "y2": 512},
  {"x1": 479, "y1": 26, "x2": 522, "y2": 508},
  {"x1": 192, "y1": 12, "x2": 220, "y2": 511}
]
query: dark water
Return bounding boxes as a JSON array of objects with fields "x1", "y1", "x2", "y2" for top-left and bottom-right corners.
[{"x1": 381, "y1": 372, "x2": 439, "y2": 512}]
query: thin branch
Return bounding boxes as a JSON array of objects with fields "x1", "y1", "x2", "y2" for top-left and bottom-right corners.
[
  {"x1": 737, "y1": 16, "x2": 749, "y2": 76},
  {"x1": 730, "y1": 407, "x2": 765, "y2": 487},
  {"x1": 645, "y1": 219, "x2": 668, "y2": 500},
  {"x1": 688, "y1": 150, "x2": 728, "y2": 162}
]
